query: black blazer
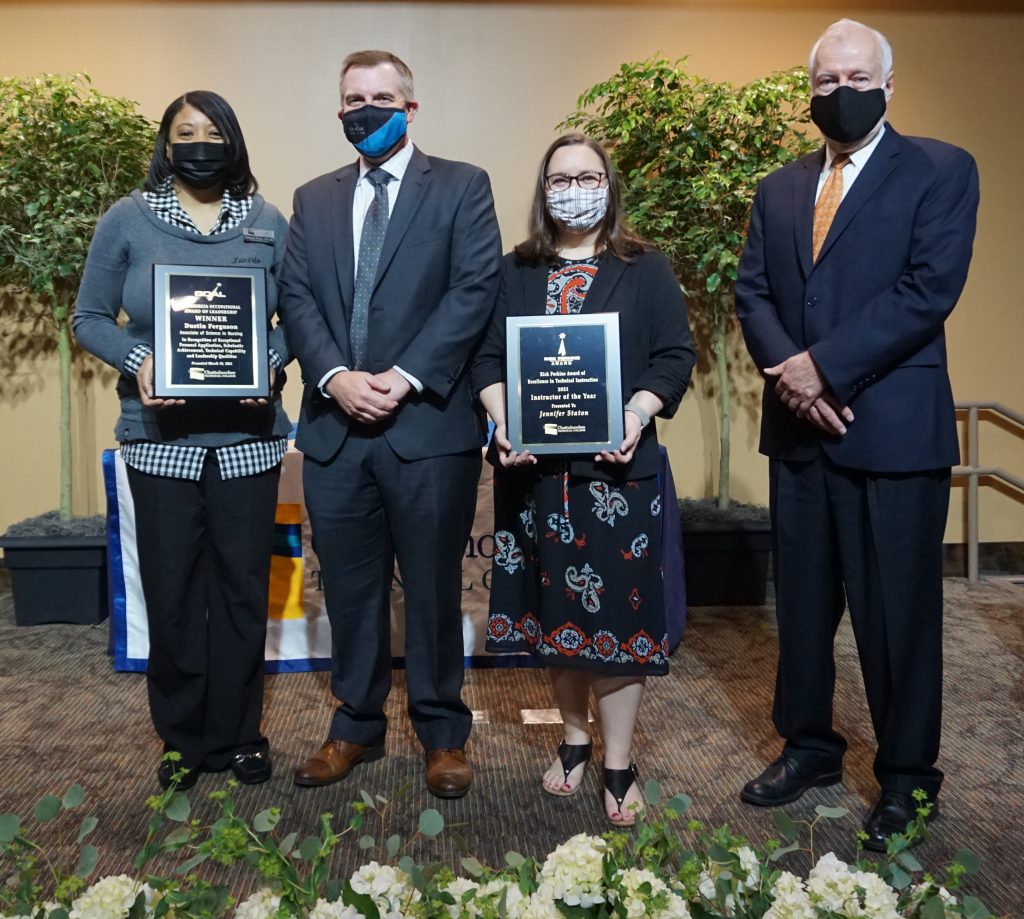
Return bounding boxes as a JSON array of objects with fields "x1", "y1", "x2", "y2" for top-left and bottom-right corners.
[
  {"x1": 736, "y1": 126, "x2": 979, "y2": 472},
  {"x1": 277, "y1": 147, "x2": 503, "y2": 463},
  {"x1": 471, "y1": 248, "x2": 695, "y2": 480}
]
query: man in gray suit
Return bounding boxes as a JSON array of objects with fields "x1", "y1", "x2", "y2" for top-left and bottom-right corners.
[{"x1": 279, "y1": 50, "x2": 502, "y2": 798}]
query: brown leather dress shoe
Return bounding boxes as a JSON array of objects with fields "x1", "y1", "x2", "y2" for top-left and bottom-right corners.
[
  {"x1": 293, "y1": 739, "x2": 385, "y2": 787},
  {"x1": 425, "y1": 748, "x2": 472, "y2": 799}
]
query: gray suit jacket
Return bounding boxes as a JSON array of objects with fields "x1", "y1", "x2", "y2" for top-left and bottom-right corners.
[{"x1": 278, "y1": 146, "x2": 502, "y2": 463}]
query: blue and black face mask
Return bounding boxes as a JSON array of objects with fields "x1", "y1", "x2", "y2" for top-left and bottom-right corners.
[{"x1": 341, "y1": 104, "x2": 408, "y2": 158}]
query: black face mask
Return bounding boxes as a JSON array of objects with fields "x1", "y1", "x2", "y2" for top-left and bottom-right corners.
[
  {"x1": 170, "y1": 142, "x2": 231, "y2": 189},
  {"x1": 810, "y1": 86, "x2": 886, "y2": 144}
]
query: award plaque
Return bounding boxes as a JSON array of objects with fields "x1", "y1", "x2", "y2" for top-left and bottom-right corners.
[
  {"x1": 152, "y1": 265, "x2": 269, "y2": 399},
  {"x1": 506, "y1": 313, "x2": 623, "y2": 454}
]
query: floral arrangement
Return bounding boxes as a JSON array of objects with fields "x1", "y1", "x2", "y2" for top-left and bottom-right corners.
[{"x1": 0, "y1": 759, "x2": 995, "y2": 919}]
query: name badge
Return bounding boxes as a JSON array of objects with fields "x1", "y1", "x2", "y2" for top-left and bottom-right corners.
[{"x1": 242, "y1": 228, "x2": 275, "y2": 245}]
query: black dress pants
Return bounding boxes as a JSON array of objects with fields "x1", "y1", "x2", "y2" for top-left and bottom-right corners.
[
  {"x1": 302, "y1": 431, "x2": 480, "y2": 751},
  {"x1": 769, "y1": 454, "x2": 949, "y2": 797},
  {"x1": 127, "y1": 455, "x2": 280, "y2": 770}
]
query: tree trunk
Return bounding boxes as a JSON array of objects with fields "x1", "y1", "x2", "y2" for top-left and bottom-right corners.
[
  {"x1": 714, "y1": 308, "x2": 731, "y2": 509},
  {"x1": 57, "y1": 311, "x2": 72, "y2": 520}
]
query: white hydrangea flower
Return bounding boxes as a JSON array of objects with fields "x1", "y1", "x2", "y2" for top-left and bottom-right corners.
[
  {"x1": 853, "y1": 871, "x2": 901, "y2": 919},
  {"x1": 233, "y1": 887, "x2": 281, "y2": 919},
  {"x1": 308, "y1": 899, "x2": 362, "y2": 919},
  {"x1": 349, "y1": 862, "x2": 421, "y2": 914},
  {"x1": 537, "y1": 833, "x2": 607, "y2": 908},
  {"x1": 735, "y1": 846, "x2": 761, "y2": 888},
  {"x1": 70, "y1": 875, "x2": 156, "y2": 919},
  {"x1": 806, "y1": 853, "x2": 859, "y2": 914},
  {"x1": 696, "y1": 864, "x2": 735, "y2": 914},
  {"x1": 611, "y1": 867, "x2": 668, "y2": 918},
  {"x1": 764, "y1": 872, "x2": 815, "y2": 919},
  {"x1": 655, "y1": 892, "x2": 693, "y2": 919},
  {"x1": 440, "y1": 876, "x2": 482, "y2": 918},
  {"x1": 476, "y1": 878, "x2": 526, "y2": 917},
  {"x1": 515, "y1": 891, "x2": 562, "y2": 919}
]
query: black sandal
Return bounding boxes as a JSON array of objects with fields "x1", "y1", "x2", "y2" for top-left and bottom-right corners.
[
  {"x1": 603, "y1": 761, "x2": 642, "y2": 826},
  {"x1": 543, "y1": 740, "x2": 592, "y2": 797}
]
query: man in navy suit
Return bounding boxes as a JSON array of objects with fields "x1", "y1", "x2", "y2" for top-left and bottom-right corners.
[
  {"x1": 735, "y1": 19, "x2": 978, "y2": 849},
  {"x1": 278, "y1": 50, "x2": 502, "y2": 798}
]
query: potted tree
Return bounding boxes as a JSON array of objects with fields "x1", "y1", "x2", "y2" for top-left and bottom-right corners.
[
  {"x1": 0, "y1": 73, "x2": 153, "y2": 625},
  {"x1": 563, "y1": 58, "x2": 817, "y2": 604}
]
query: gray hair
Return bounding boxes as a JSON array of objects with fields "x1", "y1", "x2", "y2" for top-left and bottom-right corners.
[{"x1": 809, "y1": 19, "x2": 893, "y2": 81}]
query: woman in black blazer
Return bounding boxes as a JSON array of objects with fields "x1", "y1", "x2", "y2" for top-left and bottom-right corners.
[{"x1": 472, "y1": 134, "x2": 694, "y2": 825}]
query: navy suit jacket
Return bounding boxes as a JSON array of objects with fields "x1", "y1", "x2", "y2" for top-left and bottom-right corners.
[
  {"x1": 735, "y1": 125, "x2": 979, "y2": 473},
  {"x1": 277, "y1": 147, "x2": 502, "y2": 463}
]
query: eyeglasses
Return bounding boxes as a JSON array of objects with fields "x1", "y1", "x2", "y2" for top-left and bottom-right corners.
[{"x1": 544, "y1": 171, "x2": 608, "y2": 192}]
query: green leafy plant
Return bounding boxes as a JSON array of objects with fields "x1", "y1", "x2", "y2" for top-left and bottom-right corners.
[
  {"x1": 563, "y1": 58, "x2": 818, "y2": 508},
  {"x1": 0, "y1": 774, "x2": 996, "y2": 918},
  {"x1": 0, "y1": 72, "x2": 154, "y2": 518}
]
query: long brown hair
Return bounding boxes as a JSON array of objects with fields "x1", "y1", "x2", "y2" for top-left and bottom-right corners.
[{"x1": 513, "y1": 133, "x2": 646, "y2": 266}]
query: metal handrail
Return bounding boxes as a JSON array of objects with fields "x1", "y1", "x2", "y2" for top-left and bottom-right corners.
[{"x1": 952, "y1": 402, "x2": 1024, "y2": 581}]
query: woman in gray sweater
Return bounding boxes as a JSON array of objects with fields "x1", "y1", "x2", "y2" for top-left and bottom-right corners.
[{"x1": 74, "y1": 91, "x2": 291, "y2": 791}]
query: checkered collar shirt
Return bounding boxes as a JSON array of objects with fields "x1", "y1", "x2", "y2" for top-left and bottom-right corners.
[{"x1": 143, "y1": 177, "x2": 251, "y2": 235}]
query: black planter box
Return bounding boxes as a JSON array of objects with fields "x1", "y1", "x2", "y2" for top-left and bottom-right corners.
[
  {"x1": 680, "y1": 521, "x2": 772, "y2": 607},
  {"x1": 1, "y1": 536, "x2": 109, "y2": 626}
]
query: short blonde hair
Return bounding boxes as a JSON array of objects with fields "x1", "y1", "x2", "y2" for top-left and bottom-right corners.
[{"x1": 340, "y1": 50, "x2": 415, "y2": 100}]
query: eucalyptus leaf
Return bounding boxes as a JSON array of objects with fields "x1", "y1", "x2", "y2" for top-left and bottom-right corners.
[
  {"x1": 164, "y1": 793, "x2": 190, "y2": 823},
  {"x1": 75, "y1": 844, "x2": 99, "y2": 878},
  {"x1": 279, "y1": 831, "x2": 297, "y2": 856},
  {"x1": 896, "y1": 850, "x2": 923, "y2": 873},
  {"x1": 76, "y1": 815, "x2": 99, "y2": 843},
  {"x1": 298, "y1": 836, "x2": 322, "y2": 861},
  {"x1": 398, "y1": 855, "x2": 415, "y2": 873},
  {"x1": 643, "y1": 779, "x2": 661, "y2": 806},
  {"x1": 0, "y1": 813, "x2": 20, "y2": 843},
  {"x1": 34, "y1": 795, "x2": 61, "y2": 823},
  {"x1": 385, "y1": 834, "x2": 401, "y2": 858},
  {"x1": 461, "y1": 856, "x2": 484, "y2": 878},
  {"x1": 505, "y1": 851, "x2": 526, "y2": 868},
  {"x1": 814, "y1": 805, "x2": 850, "y2": 819},
  {"x1": 665, "y1": 794, "x2": 692, "y2": 815},
  {"x1": 920, "y1": 898, "x2": 946, "y2": 919},
  {"x1": 772, "y1": 809, "x2": 798, "y2": 841},
  {"x1": 177, "y1": 852, "x2": 210, "y2": 874},
  {"x1": 418, "y1": 808, "x2": 444, "y2": 838},
  {"x1": 953, "y1": 848, "x2": 981, "y2": 874},
  {"x1": 252, "y1": 809, "x2": 279, "y2": 833},
  {"x1": 62, "y1": 785, "x2": 85, "y2": 809},
  {"x1": 963, "y1": 895, "x2": 993, "y2": 918},
  {"x1": 358, "y1": 835, "x2": 375, "y2": 850}
]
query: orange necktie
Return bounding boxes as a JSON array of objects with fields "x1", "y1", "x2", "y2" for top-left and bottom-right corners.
[{"x1": 812, "y1": 153, "x2": 850, "y2": 262}]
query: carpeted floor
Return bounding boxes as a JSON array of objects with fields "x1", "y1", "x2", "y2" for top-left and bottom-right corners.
[{"x1": 1, "y1": 571, "x2": 1022, "y2": 915}]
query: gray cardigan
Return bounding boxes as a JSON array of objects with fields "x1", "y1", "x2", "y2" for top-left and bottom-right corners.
[{"x1": 74, "y1": 190, "x2": 292, "y2": 446}]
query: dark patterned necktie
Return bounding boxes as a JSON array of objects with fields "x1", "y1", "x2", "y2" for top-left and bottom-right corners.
[{"x1": 350, "y1": 167, "x2": 392, "y2": 369}]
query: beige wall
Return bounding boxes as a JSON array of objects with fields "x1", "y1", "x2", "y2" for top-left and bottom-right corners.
[{"x1": 1, "y1": 2, "x2": 1022, "y2": 542}]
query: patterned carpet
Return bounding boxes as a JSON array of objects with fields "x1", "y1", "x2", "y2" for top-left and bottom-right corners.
[{"x1": 0, "y1": 572, "x2": 1021, "y2": 915}]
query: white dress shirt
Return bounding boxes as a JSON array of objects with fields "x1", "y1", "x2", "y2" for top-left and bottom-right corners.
[
  {"x1": 319, "y1": 140, "x2": 423, "y2": 394},
  {"x1": 815, "y1": 124, "x2": 887, "y2": 204}
]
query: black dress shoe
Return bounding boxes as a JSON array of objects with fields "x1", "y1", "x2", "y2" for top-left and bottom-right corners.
[
  {"x1": 740, "y1": 754, "x2": 842, "y2": 806},
  {"x1": 157, "y1": 759, "x2": 199, "y2": 791},
  {"x1": 862, "y1": 790, "x2": 939, "y2": 852},
  {"x1": 230, "y1": 751, "x2": 273, "y2": 785}
]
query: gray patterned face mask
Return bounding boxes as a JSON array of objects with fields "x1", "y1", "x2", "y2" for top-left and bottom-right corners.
[{"x1": 546, "y1": 187, "x2": 609, "y2": 231}]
